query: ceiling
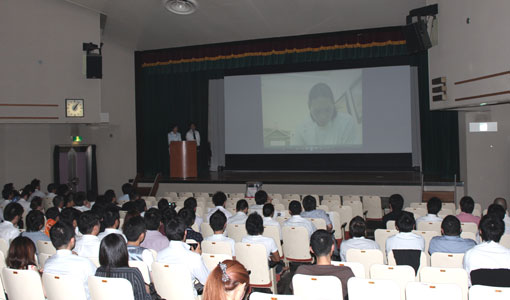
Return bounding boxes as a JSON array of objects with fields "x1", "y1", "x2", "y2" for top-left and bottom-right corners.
[{"x1": 65, "y1": 0, "x2": 426, "y2": 51}]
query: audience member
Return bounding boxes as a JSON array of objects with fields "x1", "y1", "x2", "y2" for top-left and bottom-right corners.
[
  {"x1": 262, "y1": 203, "x2": 282, "y2": 240},
  {"x1": 494, "y1": 197, "x2": 510, "y2": 233},
  {"x1": 21, "y1": 210, "x2": 50, "y2": 252},
  {"x1": 104, "y1": 189, "x2": 117, "y2": 205},
  {"x1": 464, "y1": 214, "x2": 510, "y2": 282},
  {"x1": 179, "y1": 207, "x2": 203, "y2": 243},
  {"x1": 124, "y1": 216, "x2": 154, "y2": 273},
  {"x1": 64, "y1": 193, "x2": 75, "y2": 208},
  {"x1": 416, "y1": 197, "x2": 443, "y2": 225},
  {"x1": 249, "y1": 190, "x2": 270, "y2": 215},
  {"x1": 293, "y1": 230, "x2": 354, "y2": 300},
  {"x1": 123, "y1": 210, "x2": 141, "y2": 232},
  {"x1": 386, "y1": 212, "x2": 425, "y2": 255},
  {"x1": 283, "y1": 200, "x2": 316, "y2": 237},
  {"x1": 0, "y1": 202, "x2": 23, "y2": 241},
  {"x1": 56, "y1": 184, "x2": 70, "y2": 197},
  {"x1": 121, "y1": 192, "x2": 138, "y2": 211},
  {"x1": 95, "y1": 234, "x2": 152, "y2": 300},
  {"x1": 60, "y1": 207, "x2": 82, "y2": 237},
  {"x1": 47, "y1": 183, "x2": 58, "y2": 199},
  {"x1": 119, "y1": 183, "x2": 133, "y2": 203},
  {"x1": 301, "y1": 195, "x2": 332, "y2": 231},
  {"x1": 227, "y1": 199, "x2": 248, "y2": 225},
  {"x1": 204, "y1": 210, "x2": 236, "y2": 257},
  {"x1": 340, "y1": 216, "x2": 379, "y2": 261},
  {"x1": 157, "y1": 217, "x2": 209, "y2": 295},
  {"x1": 44, "y1": 222, "x2": 97, "y2": 300},
  {"x1": 74, "y1": 192, "x2": 91, "y2": 212},
  {"x1": 487, "y1": 203, "x2": 509, "y2": 234},
  {"x1": 456, "y1": 196, "x2": 481, "y2": 225},
  {"x1": 53, "y1": 196, "x2": 65, "y2": 212},
  {"x1": 206, "y1": 191, "x2": 232, "y2": 222},
  {"x1": 98, "y1": 206, "x2": 126, "y2": 241},
  {"x1": 29, "y1": 196, "x2": 43, "y2": 212},
  {"x1": 45, "y1": 207, "x2": 60, "y2": 236},
  {"x1": 141, "y1": 208, "x2": 169, "y2": 251},
  {"x1": 6, "y1": 236, "x2": 38, "y2": 271},
  {"x1": 134, "y1": 199, "x2": 147, "y2": 216},
  {"x1": 75, "y1": 211, "x2": 101, "y2": 257},
  {"x1": 429, "y1": 215, "x2": 476, "y2": 255},
  {"x1": 202, "y1": 260, "x2": 249, "y2": 300},
  {"x1": 29, "y1": 178, "x2": 46, "y2": 200},
  {"x1": 157, "y1": 198, "x2": 169, "y2": 211},
  {"x1": 184, "y1": 197, "x2": 203, "y2": 231},
  {"x1": 17, "y1": 184, "x2": 33, "y2": 211}
]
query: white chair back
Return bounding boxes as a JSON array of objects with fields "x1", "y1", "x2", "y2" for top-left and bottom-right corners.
[
  {"x1": 201, "y1": 253, "x2": 232, "y2": 272},
  {"x1": 404, "y1": 207, "x2": 427, "y2": 219},
  {"x1": 374, "y1": 229, "x2": 398, "y2": 259},
  {"x1": 305, "y1": 218, "x2": 327, "y2": 230},
  {"x1": 200, "y1": 223, "x2": 214, "y2": 238},
  {"x1": 226, "y1": 223, "x2": 247, "y2": 243},
  {"x1": 0, "y1": 239, "x2": 8, "y2": 257},
  {"x1": 38, "y1": 253, "x2": 52, "y2": 268},
  {"x1": 2, "y1": 268, "x2": 45, "y2": 300},
  {"x1": 500, "y1": 234, "x2": 510, "y2": 248},
  {"x1": 327, "y1": 211, "x2": 343, "y2": 240},
  {"x1": 128, "y1": 260, "x2": 151, "y2": 284},
  {"x1": 262, "y1": 225, "x2": 283, "y2": 256},
  {"x1": 88, "y1": 276, "x2": 134, "y2": 300},
  {"x1": 282, "y1": 226, "x2": 312, "y2": 262},
  {"x1": 235, "y1": 242, "x2": 275, "y2": 292},
  {"x1": 370, "y1": 264, "x2": 415, "y2": 300},
  {"x1": 151, "y1": 262, "x2": 197, "y2": 300},
  {"x1": 343, "y1": 200, "x2": 363, "y2": 218},
  {"x1": 416, "y1": 222, "x2": 441, "y2": 232},
  {"x1": 250, "y1": 292, "x2": 300, "y2": 299},
  {"x1": 469, "y1": 285, "x2": 510, "y2": 300},
  {"x1": 346, "y1": 249, "x2": 384, "y2": 277},
  {"x1": 37, "y1": 240, "x2": 56, "y2": 255},
  {"x1": 331, "y1": 261, "x2": 366, "y2": 278},
  {"x1": 419, "y1": 267, "x2": 468, "y2": 300},
  {"x1": 347, "y1": 277, "x2": 400, "y2": 300},
  {"x1": 460, "y1": 222, "x2": 477, "y2": 233},
  {"x1": 293, "y1": 274, "x2": 342, "y2": 300},
  {"x1": 323, "y1": 195, "x2": 341, "y2": 201},
  {"x1": 201, "y1": 240, "x2": 233, "y2": 256},
  {"x1": 363, "y1": 196, "x2": 383, "y2": 219},
  {"x1": 405, "y1": 282, "x2": 462, "y2": 300},
  {"x1": 43, "y1": 272, "x2": 87, "y2": 300},
  {"x1": 412, "y1": 230, "x2": 441, "y2": 254},
  {"x1": 430, "y1": 253, "x2": 464, "y2": 268},
  {"x1": 386, "y1": 220, "x2": 396, "y2": 230}
]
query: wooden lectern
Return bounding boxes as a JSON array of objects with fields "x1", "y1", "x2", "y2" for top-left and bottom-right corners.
[{"x1": 170, "y1": 141, "x2": 197, "y2": 178}]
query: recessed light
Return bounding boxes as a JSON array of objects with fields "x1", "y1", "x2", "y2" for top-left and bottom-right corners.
[
  {"x1": 480, "y1": 102, "x2": 487, "y2": 106},
  {"x1": 162, "y1": 0, "x2": 198, "y2": 15}
]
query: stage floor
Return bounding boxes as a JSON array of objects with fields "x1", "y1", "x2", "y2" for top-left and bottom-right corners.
[{"x1": 145, "y1": 171, "x2": 461, "y2": 186}]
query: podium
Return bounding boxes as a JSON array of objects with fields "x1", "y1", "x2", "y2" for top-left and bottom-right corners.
[{"x1": 170, "y1": 141, "x2": 197, "y2": 178}]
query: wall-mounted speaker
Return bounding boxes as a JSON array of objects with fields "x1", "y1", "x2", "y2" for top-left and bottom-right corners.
[
  {"x1": 404, "y1": 20, "x2": 432, "y2": 54},
  {"x1": 86, "y1": 54, "x2": 102, "y2": 79}
]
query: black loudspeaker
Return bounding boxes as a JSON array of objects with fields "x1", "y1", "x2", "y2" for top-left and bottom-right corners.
[
  {"x1": 403, "y1": 20, "x2": 432, "y2": 53},
  {"x1": 86, "y1": 54, "x2": 102, "y2": 79}
]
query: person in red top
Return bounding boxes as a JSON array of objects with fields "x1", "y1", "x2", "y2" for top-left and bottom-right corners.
[
  {"x1": 456, "y1": 196, "x2": 480, "y2": 225},
  {"x1": 44, "y1": 207, "x2": 60, "y2": 236}
]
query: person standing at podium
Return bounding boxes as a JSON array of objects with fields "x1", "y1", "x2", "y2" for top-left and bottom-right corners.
[
  {"x1": 186, "y1": 122, "x2": 201, "y2": 147},
  {"x1": 167, "y1": 125, "x2": 182, "y2": 144}
]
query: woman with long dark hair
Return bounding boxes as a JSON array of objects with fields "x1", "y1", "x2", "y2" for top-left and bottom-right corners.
[
  {"x1": 202, "y1": 260, "x2": 250, "y2": 300},
  {"x1": 95, "y1": 234, "x2": 151, "y2": 300},
  {"x1": 6, "y1": 236, "x2": 38, "y2": 271}
]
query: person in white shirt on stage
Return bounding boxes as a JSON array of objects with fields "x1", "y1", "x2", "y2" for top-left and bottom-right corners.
[
  {"x1": 493, "y1": 197, "x2": 510, "y2": 234},
  {"x1": 97, "y1": 207, "x2": 126, "y2": 242},
  {"x1": 340, "y1": 216, "x2": 379, "y2": 261},
  {"x1": 157, "y1": 218, "x2": 209, "y2": 296},
  {"x1": 74, "y1": 211, "x2": 101, "y2": 258},
  {"x1": 204, "y1": 210, "x2": 236, "y2": 257},
  {"x1": 185, "y1": 122, "x2": 201, "y2": 147},
  {"x1": 44, "y1": 222, "x2": 97, "y2": 300},
  {"x1": 463, "y1": 214, "x2": 510, "y2": 283},
  {"x1": 184, "y1": 197, "x2": 203, "y2": 232},
  {"x1": 386, "y1": 212, "x2": 425, "y2": 255},
  {"x1": 206, "y1": 192, "x2": 232, "y2": 222},
  {"x1": 416, "y1": 197, "x2": 443, "y2": 225},
  {"x1": 0, "y1": 203, "x2": 23, "y2": 242},
  {"x1": 228, "y1": 200, "x2": 248, "y2": 225},
  {"x1": 262, "y1": 203, "x2": 282, "y2": 240},
  {"x1": 168, "y1": 124, "x2": 182, "y2": 144},
  {"x1": 283, "y1": 200, "x2": 316, "y2": 237},
  {"x1": 249, "y1": 190, "x2": 271, "y2": 215}
]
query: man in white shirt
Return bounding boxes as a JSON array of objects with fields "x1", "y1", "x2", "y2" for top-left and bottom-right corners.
[
  {"x1": 185, "y1": 122, "x2": 200, "y2": 146},
  {"x1": 74, "y1": 211, "x2": 101, "y2": 258},
  {"x1": 464, "y1": 214, "x2": 510, "y2": 283},
  {"x1": 283, "y1": 200, "x2": 316, "y2": 237},
  {"x1": 46, "y1": 183, "x2": 58, "y2": 200},
  {"x1": 416, "y1": 197, "x2": 443, "y2": 225},
  {"x1": 29, "y1": 179, "x2": 46, "y2": 201},
  {"x1": 301, "y1": 195, "x2": 333, "y2": 232},
  {"x1": 228, "y1": 199, "x2": 248, "y2": 225},
  {"x1": 168, "y1": 125, "x2": 182, "y2": 144},
  {"x1": 118, "y1": 183, "x2": 133, "y2": 204},
  {"x1": 386, "y1": 212, "x2": 425, "y2": 255},
  {"x1": 249, "y1": 190, "x2": 271, "y2": 215},
  {"x1": 206, "y1": 191, "x2": 232, "y2": 222},
  {"x1": 340, "y1": 216, "x2": 379, "y2": 261},
  {"x1": 494, "y1": 197, "x2": 510, "y2": 234},
  {"x1": 242, "y1": 213, "x2": 281, "y2": 269},
  {"x1": 124, "y1": 216, "x2": 154, "y2": 273},
  {"x1": 97, "y1": 207, "x2": 126, "y2": 241},
  {"x1": 157, "y1": 218, "x2": 209, "y2": 295},
  {"x1": 184, "y1": 197, "x2": 203, "y2": 232},
  {"x1": 44, "y1": 222, "x2": 97, "y2": 300},
  {"x1": 17, "y1": 184, "x2": 33, "y2": 212},
  {"x1": 205, "y1": 210, "x2": 236, "y2": 257},
  {"x1": 0, "y1": 202, "x2": 23, "y2": 241},
  {"x1": 262, "y1": 203, "x2": 282, "y2": 240}
]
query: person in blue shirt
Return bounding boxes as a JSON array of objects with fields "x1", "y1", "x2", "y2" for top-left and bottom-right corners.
[{"x1": 429, "y1": 215, "x2": 476, "y2": 255}]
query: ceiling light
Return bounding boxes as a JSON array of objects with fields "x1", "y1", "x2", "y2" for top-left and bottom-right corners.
[{"x1": 163, "y1": 0, "x2": 198, "y2": 15}]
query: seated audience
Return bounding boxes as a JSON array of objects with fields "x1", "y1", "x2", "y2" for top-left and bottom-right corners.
[
  {"x1": 301, "y1": 195, "x2": 332, "y2": 231},
  {"x1": 141, "y1": 208, "x2": 169, "y2": 251},
  {"x1": 134, "y1": 199, "x2": 147, "y2": 216},
  {"x1": 104, "y1": 189, "x2": 117, "y2": 205},
  {"x1": 227, "y1": 199, "x2": 248, "y2": 225},
  {"x1": 53, "y1": 195, "x2": 65, "y2": 212},
  {"x1": 95, "y1": 234, "x2": 151, "y2": 300},
  {"x1": 56, "y1": 184, "x2": 70, "y2": 197},
  {"x1": 74, "y1": 192, "x2": 91, "y2": 212},
  {"x1": 60, "y1": 207, "x2": 82, "y2": 237},
  {"x1": 249, "y1": 190, "x2": 270, "y2": 215},
  {"x1": 202, "y1": 260, "x2": 249, "y2": 300},
  {"x1": 64, "y1": 193, "x2": 75, "y2": 208},
  {"x1": 157, "y1": 198, "x2": 169, "y2": 211},
  {"x1": 179, "y1": 207, "x2": 203, "y2": 243},
  {"x1": 493, "y1": 197, "x2": 510, "y2": 233},
  {"x1": 294, "y1": 230, "x2": 354, "y2": 300},
  {"x1": 241, "y1": 213, "x2": 282, "y2": 273},
  {"x1": 0, "y1": 202, "x2": 23, "y2": 241},
  {"x1": 262, "y1": 203, "x2": 282, "y2": 240},
  {"x1": 204, "y1": 210, "x2": 236, "y2": 257},
  {"x1": 44, "y1": 222, "x2": 97, "y2": 300},
  {"x1": 340, "y1": 216, "x2": 379, "y2": 261},
  {"x1": 74, "y1": 211, "x2": 101, "y2": 257},
  {"x1": 456, "y1": 196, "x2": 481, "y2": 225},
  {"x1": 463, "y1": 214, "x2": 510, "y2": 282},
  {"x1": 29, "y1": 196, "x2": 43, "y2": 212},
  {"x1": 6, "y1": 236, "x2": 39, "y2": 271},
  {"x1": 98, "y1": 206, "x2": 126, "y2": 241},
  {"x1": 283, "y1": 200, "x2": 316, "y2": 237},
  {"x1": 45, "y1": 207, "x2": 60, "y2": 236},
  {"x1": 17, "y1": 184, "x2": 33, "y2": 211},
  {"x1": 121, "y1": 192, "x2": 139, "y2": 211},
  {"x1": 119, "y1": 183, "x2": 133, "y2": 204},
  {"x1": 206, "y1": 191, "x2": 232, "y2": 222},
  {"x1": 123, "y1": 210, "x2": 141, "y2": 232},
  {"x1": 21, "y1": 210, "x2": 50, "y2": 252},
  {"x1": 386, "y1": 212, "x2": 425, "y2": 255},
  {"x1": 47, "y1": 183, "x2": 57, "y2": 199},
  {"x1": 429, "y1": 215, "x2": 476, "y2": 255},
  {"x1": 416, "y1": 197, "x2": 443, "y2": 225},
  {"x1": 157, "y1": 217, "x2": 209, "y2": 295},
  {"x1": 124, "y1": 216, "x2": 154, "y2": 273},
  {"x1": 29, "y1": 178, "x2": 46, "y2": 200},
  {"x1": 487, "y1": 203, "x2": 508, "y2": 234},
  {"x1": 184, "y1": 197, "x2": 203, "y2": 231}
]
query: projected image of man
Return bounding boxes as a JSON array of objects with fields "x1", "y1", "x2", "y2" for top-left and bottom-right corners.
[{"x1": 293, "y1": 83, "x2": 357, "y2": 146}]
